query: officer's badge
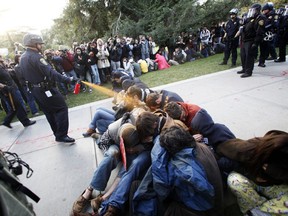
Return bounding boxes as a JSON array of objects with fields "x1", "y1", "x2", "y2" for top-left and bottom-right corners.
[
  {"x1": 40, "y1": 58, "x2": 48, "y2": 66},
  {"x1": 274, "y1": 15, "x2": 278, "y2": 20},
  {"x1": 258, "y1": 20, "x2": 264, "y2": 26}
]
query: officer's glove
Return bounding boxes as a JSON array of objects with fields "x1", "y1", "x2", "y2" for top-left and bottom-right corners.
[{"x1": 70, "y1": 77, "x2": 81, "y2": 84}]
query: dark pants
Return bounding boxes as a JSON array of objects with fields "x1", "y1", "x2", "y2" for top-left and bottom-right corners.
[
  {"x1": 240, "y1": 41, "x2": 255, "y2": 75},
  {"x1": 223, "y1": 38, "x2": 238, "y2": 65},
  {"x1": 278, "y1": 31, "x2": 288, "y2": 61},
  {"x1": 31, "y1": 87, "x2": 69, "y2": 139},
  {"x1": 1, "y1": 89, "x2": 30, "y2": 126}
]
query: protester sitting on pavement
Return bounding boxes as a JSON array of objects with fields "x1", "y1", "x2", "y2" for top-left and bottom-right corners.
[
  {"x1": 132, "y1": 111, "x2": 222, "y2": 216},
  {"x1": 71, "y1": 108, "x2": 145, "y2": 216},
  {"x1": 145, "y1": 90, "x2": 184, "y2": 111},
  {"x1": 221, "y1": 130, "x2": 288, "y2": 216},
  {"x1": 156, "y1": 126, "x2": 224, "y2": 216},
  {"x1": 82, "y1": 107, "x2": 115, "y2": 138},
  {"x1": 164, "y1": 101, "x2": 237, "y2": 177}
]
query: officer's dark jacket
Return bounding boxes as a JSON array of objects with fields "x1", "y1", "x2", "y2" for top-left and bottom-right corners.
[
  {"x1": 19, "y1": 48, "x2": 70, "y2": 85},
  {"x1": 264, "y1": 10, "x2": 278, "y2": 33},
  {"x1": 0, "y1": 65, "x2": 18, "y2": 94},
  {"x1": 243, "y1": 14, "x2": 266, "y2": 45},
  {"x1": 225, "y1": 17, "x2": 240, "y2": 38}
]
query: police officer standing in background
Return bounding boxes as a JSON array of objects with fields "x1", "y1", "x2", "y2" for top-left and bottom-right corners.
[
  {"x1": 258, "y1": 2, "x2": 278, "y2": 67},
  {"x1": 219, "y1": 8, "x2": 240, "y2": 67},
  {"x1": 237, "y1": 3, "x2": 266, "y2": 78},
  {"x1": 275, "y1": 6, "x2": 288, "y2": 63},
  {"x1": 20, "y1": 33, "x2": 75, "y2": 143}
]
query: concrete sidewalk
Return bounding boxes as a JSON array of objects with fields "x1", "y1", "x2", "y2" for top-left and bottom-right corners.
[{"x1": 1, "y1": 59, "x2": 288, "y2": 215}]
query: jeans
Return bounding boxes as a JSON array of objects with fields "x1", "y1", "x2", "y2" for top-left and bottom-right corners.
[
  {"x1": 89, "y1": 107, "x2": 115, "y2": 134},
  {"x1": 100, "y1": 150, "x2": 151, "y2": 214},
  {"x1": 90, "y1": 64, "x2": 101, "y2": 84},
  {"x1": 90, "y1": 145, "x2": 120, "y2": 191},
  {"x1": 64, "y1": 69, "x2": 77, "y2": 91}
]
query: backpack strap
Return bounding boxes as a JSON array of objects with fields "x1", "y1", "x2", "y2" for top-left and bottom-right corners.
[{"x1": 0, "y1": 163, "x2": 40, "y2": 203}]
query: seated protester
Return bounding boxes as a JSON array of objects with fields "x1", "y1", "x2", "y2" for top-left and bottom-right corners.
[
  {"x1": 122, "y1": 57, "x2": 134, "y2": 77},
  {"x1": 164, "y1": 101, "x2": 235, "y2": 151},
  {"x1": 98, "y1": 122, "x2": 153, "y2": 216},
  {"x1": 168, "y1": 47, "x2": 187, "y2": 65},
  {"x1": 82, "y1": 107, "x2": 115, "y2": 138},
  {"x1": 71, "y1": 108, "x2": 145, "y2": 215},
  {"x1": 111, "y1": 69, "x2": 133, "y2": 104},
  {"x1": 132, "y1": 111, "x2": 223, "y2": 216},
  {"x1": 138, "y1": 59, "x2": 148, "y2": 74},
  {"x1": 154, "y1": 53, "x2": 170, "y2": 70},
  {"x1": 224, "y1": 130, "x2": 288, "y2": 216},
  {"x1": 131, "y1": 60, "x2": 142, "y2": 77},
  {"x1": 156, "y1": 126, "x2": 224, "y2": 216},
  {"x1": 164, "y1": 101, "x2": 236, "y2": 176},
  {"x1": 145, "y1": 90, "x2": 184, "y2": 112},
  {"x1": 200, "y1": 44, "x2": 209, "y2": 58}
]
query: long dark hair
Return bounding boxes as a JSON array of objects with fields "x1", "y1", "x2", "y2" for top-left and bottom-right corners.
[{"x1": 248, "y1": 130, "x2": 288, "y2": 182}]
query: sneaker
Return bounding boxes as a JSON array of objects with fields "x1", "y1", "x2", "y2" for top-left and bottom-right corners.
[
  {"x1": 82, "y1": 87, "x2": 87, "y2": 92},
  {"x1": 82, "y1": 128, "x2": 96, "y2": 138},
  {"x1": 89, "y1": 89, "x2": 93, "y2": 93},
  {"x1": 33, "y1": 112, "x2": 40, "y2": 116},
  {"x1": 90, "y1": 194, "x2": 103, "y2": 213}
]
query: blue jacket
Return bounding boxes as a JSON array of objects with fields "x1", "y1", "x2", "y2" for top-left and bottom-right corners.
[{"x1": 133, "y1": 136, "x2": 215, "y2": 215}]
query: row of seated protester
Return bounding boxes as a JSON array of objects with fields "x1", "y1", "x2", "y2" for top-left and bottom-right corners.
[{"x1": 69, "y1": 75, "x2": 288, "y2": 216}]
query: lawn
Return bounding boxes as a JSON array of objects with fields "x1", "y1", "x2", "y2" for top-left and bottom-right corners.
[{"x1": 1, "y1": 52, "x2": 238, "y2": 121}]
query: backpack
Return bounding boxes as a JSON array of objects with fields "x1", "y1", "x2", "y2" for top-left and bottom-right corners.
[{"x1": 0, "y1": 151, "x2": 39, "y2": 216}]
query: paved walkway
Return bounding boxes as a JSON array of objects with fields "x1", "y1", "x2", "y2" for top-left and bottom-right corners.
[{"x1": 1, "y1": 59, "x2": 288, "y2": 215}]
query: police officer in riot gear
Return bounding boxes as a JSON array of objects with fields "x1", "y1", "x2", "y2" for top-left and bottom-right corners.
[
  {"x1": 238, "y1": 3, "x2": 266, "y2": 78},
  {"x1": 20, "y1": 33, "x2": 75, "y2": 143},
  {"x1": 219, "y1": 8, "x2": 240, "y2": 67},
  {"x1": 275, "y1": 6, "x2": 288, "y2": 62},
  {"x1": 0, "y1": 55, "x2": 36, "y2": 128},
  {"x1": 258, "y1": 2, "x2": 278, "y2": 67}
]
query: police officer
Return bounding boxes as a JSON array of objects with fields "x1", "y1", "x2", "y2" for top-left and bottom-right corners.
[
  {"x1": 20, "y1": 33, "x2": 75, "y2": 143},
  {"x1": 0, "y1": 55, "x2": 36, "y2": 128},
  {"x1": 237, "y1": 3, "x2": 266, "y2": 78},
  {"x1": 219, "y1": 8, "x2": 240, "y2": 67},
  {"x1": 258, "y1": 2, "x2": 278, "y2": 67},
  {"x1": 275, "y1": 6, "x2": 288, "y2": 62}
]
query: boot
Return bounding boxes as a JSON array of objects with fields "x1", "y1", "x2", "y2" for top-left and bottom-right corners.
[
  {"x1": 103, "y1": 205, "x2": 119, "y2": 216},
  {"x1": 71, "y1": 191, "x2": 90, "y2": 214},
  {"x1": 90, "y1": 194, "x2": 103, "y2": 213},
  {"x1": 82, "y1": 128, "x2": 96, "y2": 137}
]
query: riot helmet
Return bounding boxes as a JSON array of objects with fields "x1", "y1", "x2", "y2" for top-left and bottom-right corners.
[
  {"x1": 23, "y1": 33, "x2": 44, "y2": 47},
  {"x1": 276, "y1": 8, "x2": 285, "y2": 16},
  {"x1": 247, "y1": 3, "x2": 262, "y2": 18},
  {"x1": 229, "y1": 8, "x2": 239, "y2": 15},
  {"x1": 262, "y1": 2, "x2": 274, "y2": 11}
]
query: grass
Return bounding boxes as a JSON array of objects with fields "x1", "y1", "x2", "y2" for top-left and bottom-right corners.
[{"x1": 1, "y1": 52, "x2": 239, "y2": 121}]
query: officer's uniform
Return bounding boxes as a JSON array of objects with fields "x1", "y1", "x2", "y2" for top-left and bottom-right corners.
[
  {"x1": 223, "y1": 17, "x2": 240, "y2": 65},
  {"x1": 276, "y1": 10, "x2": 288, "y2": 62},
  {"x1": 259, "y1": 10, "x2": 278, "y2": 66},
  {"x1": 0, "y1": 65, "x2": 33, "y2": 127},
  {"x1": 20, "y1": 48, "x2": 72, "y2": 141},
  {"x1": 240, "y1": 13, "x2": 266, "y2": 77}
]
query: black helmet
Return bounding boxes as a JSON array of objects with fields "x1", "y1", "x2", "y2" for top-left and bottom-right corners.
[
  {"x1": 229, "y1": 8, "x2": 239, "y2": 15},
  {"x1": 276, "y1": 8, "x2": 285, "y2": 15},
  {"x1": 23, "y1": 33, "x2": 44, "y2": 47},
  {"x1": 262, "y1": 2, "x2": 274, "y2": 11},
  {"x1": 247, "y1": 3, "x2": 262, "y2": 18}
]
